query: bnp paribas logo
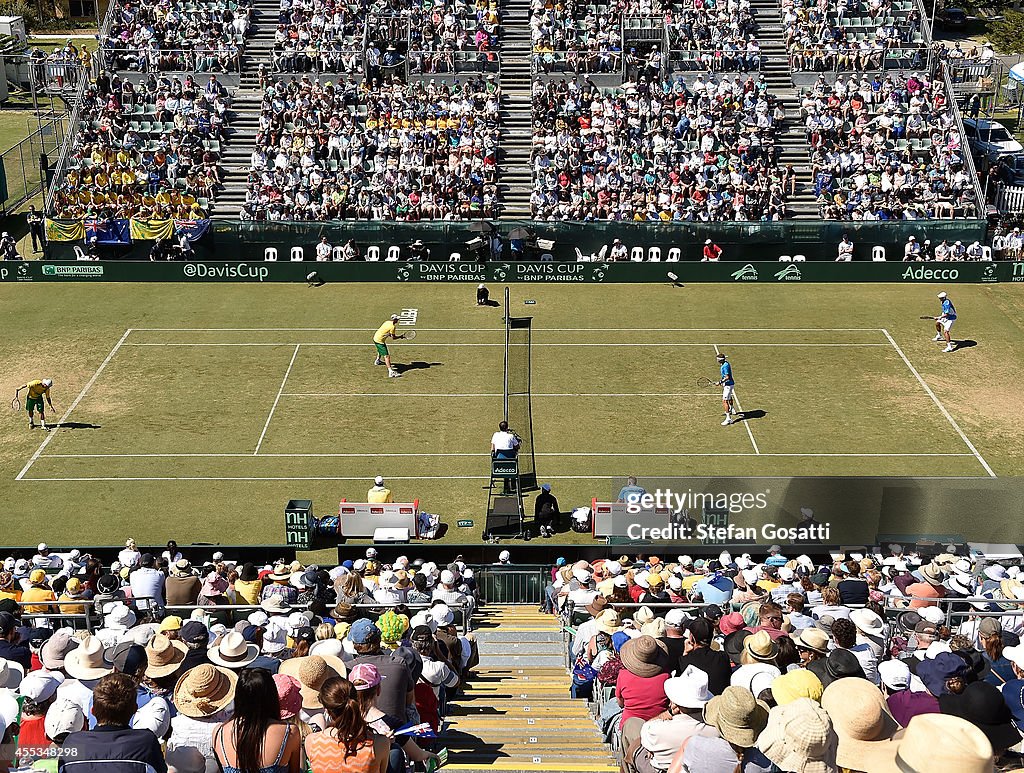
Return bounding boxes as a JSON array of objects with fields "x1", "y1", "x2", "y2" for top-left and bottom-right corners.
[
  {"x1": 731, "y1": 264, "x2": 759, "y2": 281},
  {"x1": 774, "y1": 265, "x2": 802, "y2": 281}
]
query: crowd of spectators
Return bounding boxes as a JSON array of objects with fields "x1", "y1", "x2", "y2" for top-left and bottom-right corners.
[
  {"x1": 802, "y1": 73, "x2": 978, "y2": 221},
  {"x1": 0, "y1": 540, "x2": 478, "y2": 772},
  {"x1": 779, "y1": 0, "x2": 923, "y2": 72},
  {"x1": 241, "y1": 74, "x2": 500, "y2": 221},
  {"x1": 53, "y1": 73, "x2": 229, "y2": 220},
  {"x1": 556, "y1": 543, "x2": 1024, "y2": 771},
  {"x1": 530, "y1": 75, "x2": 791, "y2": 221},
  {"x1": 102, "y1": 0, "x2": 251, "y2": 73}
]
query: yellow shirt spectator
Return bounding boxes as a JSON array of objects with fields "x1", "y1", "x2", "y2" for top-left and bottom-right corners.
[{"x1": 22, "y1": 570, "x2": 56, "y2": 613}]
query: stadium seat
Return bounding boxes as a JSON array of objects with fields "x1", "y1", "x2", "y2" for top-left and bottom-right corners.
[
  {"x1": 779, "y1": 255, "x2": 792, "y2": 262},
  {"x1": 667, "y1": 247, "x2": 681, "y2": 262},
  {"x1": 793, "y1": 254, "x2": 806, "y2": 262},
  {"x1": 74, "y1": 246, "x2": 87, "y2": 261},
  {"x1": 290, "y1": 246, "x2": 304, "y2": 262},
  {"x1": 264, "y1": 247, "x2": 278, "y2": 261},
  {"x1": 981, "y1": 246, "x2": 993, "y2": 261},
  {"x1": 450, "y1": 252, "x2": 461, "y2": 261},
  {"x1": 992, "y1": 235, "x2": 1007, "y2": 253},
  {"x1": 332, "y1": 245, "x2": 345, "y2": 261},
  {"x1": 386, "y1": 246, "x2": 401, "y2": 261},
  {"x1": 366, "y1": 246, "x2": 380, "y2": 261},
  {"x1": 541, "y1": 253, "x2": 554, "y2": 261},
  {"x1": 630, "y1": 247, "x2": 644, "y2": 262},
  {"x1": 648, "y1": 247, "x2": 661, "y2": 262},
  {"x1": 872, "y1": 246, "x2": 886, "y2": 262}
]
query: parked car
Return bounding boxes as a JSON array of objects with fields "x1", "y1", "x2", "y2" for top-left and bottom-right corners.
[
  {"x1": 962, "y1": 118, "x2": 1024, "y2": 164},
  {"x1": 993, "y1": 154, "x2": 1024, "y2": 185},
  {"x1": 936, "y1": 6, "x2": 968, "y2": 29}
]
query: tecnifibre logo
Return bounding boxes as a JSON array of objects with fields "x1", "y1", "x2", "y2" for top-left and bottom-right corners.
[
  {"x1": 774, "y1": 265, "x2": 802, "y2": 281},
  {"x1": 731, "y1": 264, "x2": 759, "y2": 281}
]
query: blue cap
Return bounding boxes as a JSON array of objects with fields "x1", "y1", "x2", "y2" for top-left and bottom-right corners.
[
  {"x1": 542, "y1": 483, "x2": 551, "y2": 491},
  {"x1": 555, "y1": 557, "x2": 567, "y2": 567},
  {"x1": 342, "y1": 560, "x2": 354, "y2": 570},
  {"x1": 348, "y1": 618, "x2": 380, "y2": 645}
]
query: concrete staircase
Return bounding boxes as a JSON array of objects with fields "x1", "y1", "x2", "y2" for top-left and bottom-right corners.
[
  {"x1": 444, "y1": 606, "x2": 616, "y2": 773},
  {"x1": 215, "y1": 0, "x2": 279, "y2": 217},
  {"x1": 748, "y1": 0, "x2": 819, "y2": 218},
  {"x1": 497, "y1": 0, "x2": 533, "y2": 219}
]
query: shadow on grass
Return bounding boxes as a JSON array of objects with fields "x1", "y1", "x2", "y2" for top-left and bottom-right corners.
[
  {"x1": 395, "y1": 361, "x2": 442, "y2": 373},
  {"x1": 54, "y1": 421, "x2": 101, "y2": 429},
  {"x1": 735, "y1": 409, "x2": 767, "y2": 422}
]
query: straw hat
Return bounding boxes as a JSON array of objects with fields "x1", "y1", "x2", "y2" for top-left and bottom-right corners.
[
  {"x1": 619, "y1": 635, "x2": 668, "y2": 678},
  {"x1": 793, "y1": 627, "x2": 830, "y2": 656},
  {"x1": 743, "y1": 630, "x2": 779, "y2": 663},
  {"x1": 208, "y1": 632, "x2": 259, "y2": 670},
  {"x1": 144, "y1": 634, "x2": 188, "y2": 679},
  {"x1": 261, "y1": 596, "x2": 290, "y2": 615},
  {"x1": 279, "y1": 655, "x2": 341, "y2": 709},
  {"x1": 64, "y1": 635, "x2": 113, "y2": 680},
  {"x1": 850, "y1": 608, "x2": 884, "y2": 637},
  {"x1": 595, "y1": 609, "x2": 621, "y2": 635},
  {"x1": 174, "y1": 664, "x2": 237, "y2": 718},
  {"x1": 820, "y1": 677, "x2": 900, "y2": 769},
  {"x1": 703, "y1": 686, "x2": 770, "y2": 747},
  {"x1": 878, "y1": 714, "x2": 994, "y2": 773},
  {"x1": 919, "y1": 563, "x2": 944, "y2": 586},
  {"x1": 757, "y1": 698, "x2": 839, "y2": 773}
]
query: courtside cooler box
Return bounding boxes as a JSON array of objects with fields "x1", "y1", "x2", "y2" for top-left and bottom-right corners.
[{"x1": 285, "y1": 499, "x2": 313, "y2": 550}]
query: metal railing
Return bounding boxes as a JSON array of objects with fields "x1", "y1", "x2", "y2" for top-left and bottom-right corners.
[
  {"x1": 474, "y1": 566, "x2": 549, "y2": 605},
  {"x1": 43, "y1": 61, "x2": 93, "y2": 217},
  {"x1": 940, "y1": 60, "x2": 987, "y2": 218},
  {"x1": 0, "y1": 118, "x2": 67, "y2": 215},
  {"x1": 100, "y1": 46, "x2": 245, "y2": 73}
]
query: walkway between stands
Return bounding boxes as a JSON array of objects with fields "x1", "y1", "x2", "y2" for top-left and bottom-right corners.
[{"x1": 447, "y1": 606, "x2": 617, "y2": 772}]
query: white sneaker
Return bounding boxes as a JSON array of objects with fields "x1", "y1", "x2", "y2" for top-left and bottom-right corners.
[
  {"x1": 933, "y1": 334, "x2": 943, "y2": 342},
  {"x1": 721, "y1": 418, "x2": 733, "y2": 426},
  {"x1": 943, "y1": 345, "x2": 955, "y2": 353},
  {"x1": 730, "y1": 407, "x2": 738, "y2": 415},
  {"x1": 374, "y1": 357, "x2": 383, "y2": 366},
  {"x1": 388, "y1": 370, "x2": 402, "y2": 378}
]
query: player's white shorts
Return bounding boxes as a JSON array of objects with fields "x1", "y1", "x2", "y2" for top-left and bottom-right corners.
[
  {"x1": 722, "y1": 385, "x2": 735, "y2": 401},
  {"x1": 940, "y1": 318, "x2": 955, "y2": 333}
]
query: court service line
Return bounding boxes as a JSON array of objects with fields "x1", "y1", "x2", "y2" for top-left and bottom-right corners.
[
  {"x1": 253, "y1": 344, "x2": 300, "y2": 455},
  {"x1": 21, "y1": 472, "x2": 987, "y2": 482},
  {"x1": 881, "y1": 329, "x2": 996, "y2": 478},
  {"x1": 131, "y1": 327, "x2": 888, "y2": 332},
  {"x1": 280, "y1": 392, "x2": 721, "y2": 398},
  {"x1": 38, "y1": 452, "x2": 974, "y2": 459},
  {"x1": 120, "y1": 342, "x2": 890, "y2": 348},
  {"x1": 714, "y1": 344, "x2": 760, "y2": 455},
  {"x1": 16, "y1": 328, "x2": 134, "y2": 482}
]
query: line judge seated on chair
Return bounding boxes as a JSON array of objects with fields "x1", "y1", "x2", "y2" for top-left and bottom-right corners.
[
  {"x1": 367, "y1": 475, "x2": 393, "y2": 503},
  {"x1": 490, "y1": 421, "x2": 520, "y2": 460}
]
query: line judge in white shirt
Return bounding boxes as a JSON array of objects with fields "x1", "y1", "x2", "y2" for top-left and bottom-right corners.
[{"x1": 490, "y1": 421, "x2": 520, "y2": 460}]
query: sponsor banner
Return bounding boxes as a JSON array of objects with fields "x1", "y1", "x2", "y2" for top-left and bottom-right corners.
[{"x1": 7, "y1": 260, "x2": 1020, "y2": 283}]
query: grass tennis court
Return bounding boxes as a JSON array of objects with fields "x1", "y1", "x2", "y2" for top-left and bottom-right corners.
[{"x1": 3, "y1": 281, "x2": 1024, "y2": 546}]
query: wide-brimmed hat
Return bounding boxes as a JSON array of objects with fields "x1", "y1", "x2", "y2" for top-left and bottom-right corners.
[
  {"x1": 144, "y1": 634, "x2": 188, "y2": 679},
  {"x1": 772, "y1": 669, "x2": 824, "y2": 705},
  {"x1": 208, "y1": 631, "x2": 259, "y2": 670},
  {"x1": 918, "y1": 652, "x2": 970, "y2": 697},
  {"x1": 586, "y1": 596, "x2": 609, "y2": 618},
  {"x1": 731, "y1": 663, "x2": 781, "y2": 698},
  {"x1": 274, "y1": 673, "x2": 302, "y2": 720},
  {"x1": 103, "y1": 602, "x2": 137, "y2": 630},
  {"x1": 704, "y1": 686, "x2": 770, "y2": 747},
  {"x1": 820, "y1": 677, "x2": 900, "y2": 769},
  {"x1": 807, "y1": 650, "x2": 865, "y2": 689},
  {"x1": 743, "y1": 630, "x2": 779, "y2": 663},
  {"x1": 173, "y1": 663, "x2": 237, "y2": 718},
  {"x1": 261, "y1": 596, "x2": 290, "y2": 615},
  {"x1": 664, "y1": 665, "x2": 712, "y2": 709},
  {"x1": 279, "y1": 655, "x2": 342, "y2": 709},
  {"x1": 919, "y1": 563, "x2": 944, "y2": 586},
  {"x1": 0, "y1": 659, "x2": 24, "y2": 690},
  {"x1": 757, "y1": 698, "x2": 839, "y2": 773},
  {"x1": 619, "y1": 635, "x2": 668, "y2": 678},
  {"x1": 939, "y1": 680, "x2": 1020, "y2": 752},
  {"x1": 595, "y1": 609, "x2": 621, "y2": 635},
  {"x1": 850, "y1": 608, "x2": 884, "y2": 637},
  {"x1": 64, "y1": 635, "x2": 113, "y2": 680},
  {"x1": 170, "y1": 559, "x2": 193, "y2": 578},
  {"x1": 40, "y1": 629, "x2": 78, "y2": 670},
  {"x1": 794, "y1": 627, "x2": 830, "y2": 656},
  {"x1": 878, "y1": 714, "x2": 994, "y2": 773},
  {"x1": 268, "y1": 564, "x2": 291, "y2": 581}
]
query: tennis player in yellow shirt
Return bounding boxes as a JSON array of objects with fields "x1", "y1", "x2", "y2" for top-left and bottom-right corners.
[
  {"x1": 373, "y1": 314, "x2": 410, "y2": 378},
  {"x1": 15, "y1": 378, "x2": 54, "y2": 430}
]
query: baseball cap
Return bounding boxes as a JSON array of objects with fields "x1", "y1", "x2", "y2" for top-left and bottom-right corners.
[
  {"x1": 374, "y1": 476, "x2": 385, "y2": 486},
  {"x1": 0, "y1": 613, "x2": 15, "y2": 635},
  {"x1": 37, "y1": 543, "x2": 47, "y2": 552},
  {"x1": 19, "y1": 671, "x2": 62, "y2": 703},
  {"x1": 878, "y1": 659, "x2": 911, "y2": 691},
  {"x1": 348, "y1": 619, "x2": 380, "y2": 645},
  {"x1": 542, "y1": 483, "x2": 551, "y2": 491},
  {"x1": 179, "y1": 621, "x2": 209, "y2": 646},
  {"x1": 349, "y1": 663, "x2": 383, "y2": 691},
  {"x1": 45, "y1": 699, "x2": 85, "y2": 741}
]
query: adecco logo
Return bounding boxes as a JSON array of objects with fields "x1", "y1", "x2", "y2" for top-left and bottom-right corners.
[
  {"x1": 731, "y1": 264, "x2": 759, "y2": 281},
  {"x1": 774, "y1": 265, "x2": 802, "y2": 281},
  {"x1": 901, "y1": 266, "x2": 959, "y2": 281}
]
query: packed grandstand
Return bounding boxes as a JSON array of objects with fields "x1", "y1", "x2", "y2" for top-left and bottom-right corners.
[
  {"x1": 0, "y1": 541, "x2": 1022, "y2": 771},
  {"x1": 41, "y1": 0, "x2": 1004, "y2": 230}
]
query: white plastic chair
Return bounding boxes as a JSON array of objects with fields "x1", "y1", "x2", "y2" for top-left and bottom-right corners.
[
  {"x1": 872, "y1": 246, "x2": 886, "y2": 262},
  {"x1": 981, "y1": 246, "x2": 993, "y2": 261},
  {"x1": 450, "y1": 252, "x2": 461, "y2": 261},
  {"x1": 386, "y1": 246, "x2": 401, "y2": 261},
  {"x1": 366, "y1": 246, "x2": 380, "y2": 262},
  {"x1": 630, "y1": 247, "x2": 644, "y2": 262},
  {"x1": 793, "y1": 254, "x2": 806, "y2": 262},
  {"x1": 290, "y1": 246, "x2": 304, "y2": 262},
  {"x1": 779, "y1": 255, "x2": 792, "y2": 262},
  {"x1": 648, "y1": 247, "x2": 661, "y2": 262},
  {"x1": 74, "y1": 245, "x2": 87, "y2": 260},
  {"x1": 992, "y1": 235, "x2": 1007, "y2": 252},
  {"x1": 332, "y1": 245, "x2": 345, "y2": 261},
  {"x1": 541, "y1": 253, "x2": 554, "y2": 261},
  {"x1": 667, "y1": 247, "x2": 681, "y2": 262},
  {"x1": 264, "y1": 247, "x2": 278, "y2": 261}
]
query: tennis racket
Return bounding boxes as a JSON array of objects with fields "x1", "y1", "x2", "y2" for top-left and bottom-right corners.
[
  {"x1": 10, "y1": 397, "x2": 20, "y2": 412},
  {"x1": 696, "y1": 377, "x2": 717, "y2": 388},
  {"x1": 919, "y1": 315, "x2": 938, "y2": 320},
  {"x1": 399, "y1": 330, "x2": 417, "y2": 340}
]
